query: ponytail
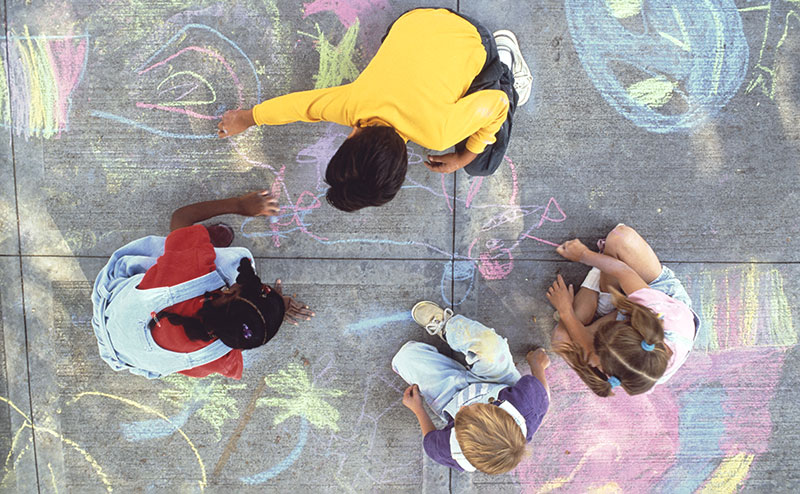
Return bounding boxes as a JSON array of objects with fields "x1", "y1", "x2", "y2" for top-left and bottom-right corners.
[
  {"x1": 553, "y1": 341, "x2": 615, "y2": 397},
  {"x1": 557, "y1": 289, "x2": 673, "y2": 397}
]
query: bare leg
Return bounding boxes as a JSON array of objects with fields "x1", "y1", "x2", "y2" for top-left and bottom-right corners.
[
  {"x1": 598, "y1": 225, "x2": 663, "y2": 291},
  {"x1": 572, "y1": 287, "x2": 599, "y2": 325}
]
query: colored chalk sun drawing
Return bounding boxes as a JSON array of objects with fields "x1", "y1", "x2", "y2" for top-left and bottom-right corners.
[
  {"x1": 0, "y1": 29, "x2": 88, "y2": 139},
  {"x1": 514, "y1": 264, "x2": 796, "y2": 493},
  {"x1": 91, "y1": 23, "x2": 261, "y2": 139},
  {"x1": 566, "y1": 0, "x2": 749, "y2": 132}
]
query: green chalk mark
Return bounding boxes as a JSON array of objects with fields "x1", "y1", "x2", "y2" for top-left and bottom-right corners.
[
  {"x1": 606, "y1": 0, "x2": 642, "y2": 19},
  {"x1": 627, "y1": 76, "x2": 675, "y2": 108},
  {"x1": 300, "y1": 20, "x2": 361, "y2": 90},
  {"x1": 257, "y1": 363, "x2": 344, "y2": 432},
  {"x1": 160, "y1": 374, "x2": 246, "y2": 441}
]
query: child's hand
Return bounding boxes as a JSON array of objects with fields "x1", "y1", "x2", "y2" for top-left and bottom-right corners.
[
  {"x1": 546, "y1": 275, "x2": 575, "y2": 314},
  {"x1": 402, "y1": 384, "x2": 424, "y2": 412},
  {"x1": 273, "y1": 279, "x2": 315, "y2": 325},
  {"x1": 526, "y1": 348, "x2": 550, "y2": 370},
  {"x1": 425, "y1": 149, "x2": 478, "y2": 173},
  {"x1": 556, "y1": 239, "x2": 590, "y2": 263},
  {"x1": 218, "y1": 109, "x2": 256, "y2": 138},
  {"x1": 238, "y1": 190, "x2": 280, "y2": 217}
]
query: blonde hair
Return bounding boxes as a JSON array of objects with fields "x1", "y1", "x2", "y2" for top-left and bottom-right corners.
[
  {"x1": 454, "y1": 403, "x2": 526, "y2": 474},
  {"x1": 555, "y1": 288, "x2": 673, "y2": 397}
]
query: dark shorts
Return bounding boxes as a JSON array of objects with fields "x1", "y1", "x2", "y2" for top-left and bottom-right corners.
[{"x1": 383, "y1": 9, "x2": 518, "y2": 176}]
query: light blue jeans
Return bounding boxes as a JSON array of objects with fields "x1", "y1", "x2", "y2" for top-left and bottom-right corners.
[{"x1": 392, "y1": 315, "x2": 521, "y2": 419}]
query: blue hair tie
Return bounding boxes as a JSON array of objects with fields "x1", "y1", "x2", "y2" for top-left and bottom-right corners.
[
  {"x1": 641, "y1": 340, "x2": 655, "y2": 352},
  {"x1": 607, "y1": 376, "x2": 621, "y2": 388}
]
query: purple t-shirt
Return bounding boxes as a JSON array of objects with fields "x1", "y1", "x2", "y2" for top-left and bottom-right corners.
[{"x1": 422, "y1": 375, "x2": 550, "y2": 471}]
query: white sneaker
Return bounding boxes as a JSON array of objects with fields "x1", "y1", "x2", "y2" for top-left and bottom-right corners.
[
  {"x1": 493, "y1": 29, "x2": 533, "y2": 106},
  {"x1": 411, "y1": 301, "x2": 454, "y2": 341}
]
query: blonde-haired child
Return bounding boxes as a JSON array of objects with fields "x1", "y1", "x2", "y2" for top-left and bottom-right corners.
[
  {"x1": 548, "y1": 224, "x2": 700, "y2": 396},
  {"x1": 392, "y1": 302, "x2": 550, "y2": 474}
]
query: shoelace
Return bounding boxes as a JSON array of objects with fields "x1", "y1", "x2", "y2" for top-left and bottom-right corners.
[{"x1": 424, "y1": 308, "x2": 454, "y2": 339}]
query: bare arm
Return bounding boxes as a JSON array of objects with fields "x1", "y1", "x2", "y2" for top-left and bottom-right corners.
[
  {"x1": 169, "y1": 190, "x2": 279, "y2": 231},
  {"x1": 403, "y1": 384, "x2": 436, "y2": 436},
  {"x1": 557, "y1": 239, "x2": 648, "y2": 295},
  {"x1": 526, "y1": 349, "x2": 551, "y2": 399}
]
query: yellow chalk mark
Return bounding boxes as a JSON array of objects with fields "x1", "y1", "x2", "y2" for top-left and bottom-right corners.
[
  {"x1": 3, "y1": 423, "x2": 29, "y2": 475},
  {"x1": 742, "y1": 264, "x2": 758, "y2": 345},
  {"x1": 745, "y1": 3, "x2": 800, "y2": 99},
  {"x1": 156, "y1": 71, "x2": 216, "y2": 106},
  {"x1": 767, "y1": 268, "x2": 796, "y2": 346},
  {"x1": 538, "y1": 444, "x2": 620, "y2": 494},
  {"x1": 0, "y1": 56, "x2": 9, "y2": 124},
  {"x1": 627, "y1": 77, "x2": 676, "y2": 108},
  {"x1": 699, "y1": 452, "x2": 754, "y2": 493},
  {"x1": 159, "y1": 374, "x2": 245, "y2": 441},
  {"x1": 672, "y1": 5, "x2": 691, "y2": 52},
  {"x1": 0, "y1": 394, "x2": 112, "y2": 492},
  {"x1": 299, "y1": 20, "x2": 361, "y2": 89},
  {"x1": 257, "y1": 363, "x2": 344, "y2": 432},
  {"x1": 48, "y1": 463, "x2": 59, "y2": 494},
  {"x1": 71, "y1": 391, "x2": 206, "y2": 490},
  {"x1": 588, "y1": 482, "x2": 622, "y2": 494},
  {"x1": 38, "y1": 38, "x2": 58, "y2": 133},
  {"x1": 606, "y1": 0, "x2": 642, "y2": 19},
  {"x1": 658, "y1": 32, "x2": 689, "y2": 52},
  {"x1": 0, "y1": 437, "x2": 30, "y2": 488},
  {"x1": 703, "y1": 0, "x2": 725, "y2": 96},
  {"x1": 701, "y1": 272, "x2": 718, "y2": 351}
]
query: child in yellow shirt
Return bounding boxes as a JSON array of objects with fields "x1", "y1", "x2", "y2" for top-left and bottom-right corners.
[{"x1": 217, "y1": 8, "x2": 532, "y2": 212}]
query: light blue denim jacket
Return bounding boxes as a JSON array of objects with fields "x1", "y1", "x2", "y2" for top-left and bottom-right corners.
[{"x1": 91, "y1": 235, "x2": 253, "y2": 379}]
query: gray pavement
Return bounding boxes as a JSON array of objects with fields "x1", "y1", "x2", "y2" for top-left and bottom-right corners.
[{"x1": 0, "y1": 0, "x2": 799, "y2": 492}]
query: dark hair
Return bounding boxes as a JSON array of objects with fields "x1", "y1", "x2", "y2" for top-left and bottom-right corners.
[
  {"x1": 555, "y1": 288, "x2": 672, "y2": 397},
  {"x1": 149, "y1": 258, "x2": 285, "y2": 350},
  {"x1": 325, "y1": 126, "x2": 408, "y2": 212}
]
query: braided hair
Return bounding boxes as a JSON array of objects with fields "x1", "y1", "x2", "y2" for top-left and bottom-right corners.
[{"x1": 148, "y1": 258, "x2": 285, "y2": 350}]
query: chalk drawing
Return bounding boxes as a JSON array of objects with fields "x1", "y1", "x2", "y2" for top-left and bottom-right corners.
[
  {"x1": 299, "y1": 20, "x2": 361, "y2": 89},
  {"x1": 70, "y1": 391, "x2": 207, "y2": 490},
  {"x1": 742, "y1": 0, "x2": 800, "y2": 99},
  {"x1": 317, "y1": 370, "x2": 419, "y2": 487},
  {"x1": 565, "y1": 0, "x2": 749, "y2": 132},
  {"x1": 345, "y1": 311, "x2": 412, "y2": 334},
  {"x1": 91, "y1": 24, "x2": 260, "y2": 139},
  {"x1": 514, "y1": 265, "x2": 795, "y2": 492},
  {"x1": 0, "y1": 395, "x2": 111, "y2": 492},
  {"x1": 241, "y1": 361, "x2": 344, "y2": 484},
  {"x1": 0, "y1": 29, "x2": 88, "y2": 138},
  {"x1": 121, "y1": 374, "x2": 246, "y2": 441},
  {"x1": 240, "y1": 134, "x2": 566, "y2": 307},
  {"x1": 683, "y1": 265, "x2": 795, "y2": 350},
  {"x1": 303, "y1": 0, "x2": 389, "y2": 28}
]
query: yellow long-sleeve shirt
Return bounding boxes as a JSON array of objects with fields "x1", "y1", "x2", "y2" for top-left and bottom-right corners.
[{"x1": 252, "y1": 8, "x2": 509, "y2": 154}]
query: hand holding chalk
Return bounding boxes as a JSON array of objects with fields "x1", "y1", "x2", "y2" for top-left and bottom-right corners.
[
  {"x1": 238, "y1": 190, "x2": 280, "y2": 217},
  {"x1": 218, "y1": 109, "x2": 256, "y2": 138},
  {"x1": 556, "y1": 239, "x2": 590, "y2": 263}
]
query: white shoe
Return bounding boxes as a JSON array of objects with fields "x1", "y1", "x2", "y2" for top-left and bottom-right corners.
[
  {"x1": 411, "y1": 301, "x2": 454, "y2": 341},
  {"x1": 493, "y1": 29, "x2": 533, "y2": 106}
]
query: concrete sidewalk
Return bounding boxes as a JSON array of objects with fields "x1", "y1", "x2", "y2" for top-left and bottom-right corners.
[{"x1": 0, "y1": 0, "x2": 798, "y2": 492}]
